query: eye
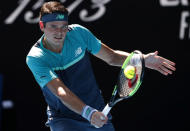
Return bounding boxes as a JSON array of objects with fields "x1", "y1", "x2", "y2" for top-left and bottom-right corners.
[
  {"x1": 62, "y1": 25, "x2": 68, "y2": 30},
  {"x1": 50, "y1": 25, "x2": 57, "y2": 29}
]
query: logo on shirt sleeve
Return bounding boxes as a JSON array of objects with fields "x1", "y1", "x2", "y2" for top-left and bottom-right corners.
[{"x1": 75, "y1": 47, "x2": 82, "y2": 57}]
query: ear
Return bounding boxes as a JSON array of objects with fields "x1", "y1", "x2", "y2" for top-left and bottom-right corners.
[{"x1": 39, "y1": 21, "x2": 44, "y2": 31}]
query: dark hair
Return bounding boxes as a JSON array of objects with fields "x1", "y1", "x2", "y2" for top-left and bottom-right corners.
[{"x1": 39, "y1": 1, "x2": 68, "y2": 20}]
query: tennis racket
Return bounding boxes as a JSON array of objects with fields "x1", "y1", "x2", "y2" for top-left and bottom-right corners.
[{"x1": 102, "y1": 50, "x2": 145, "y2": 116}]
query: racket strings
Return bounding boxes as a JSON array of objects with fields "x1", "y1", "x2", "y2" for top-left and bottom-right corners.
[
  {"x1": 118, "y1": 66, "x2": 142, "y2": 97},
  {"x1": 118, "y1": 71, "x2": 132, "y2": 97}
]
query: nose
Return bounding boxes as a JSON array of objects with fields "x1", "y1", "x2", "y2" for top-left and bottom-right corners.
[
  {"x1": 56, "y1": 28, "x2": 68, "y2": 34},
  {"x1": 56, "y1": 28, "x2": 63, "y2": 33}
]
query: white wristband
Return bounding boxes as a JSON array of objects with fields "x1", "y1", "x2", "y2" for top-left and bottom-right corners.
[{"x1": 81, "y1": 105, "x2": 97, "y2": 121}]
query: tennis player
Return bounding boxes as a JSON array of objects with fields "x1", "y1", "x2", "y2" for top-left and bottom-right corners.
[{"x1": 26, "y1": 1, "x2": 176, "y2": 131}]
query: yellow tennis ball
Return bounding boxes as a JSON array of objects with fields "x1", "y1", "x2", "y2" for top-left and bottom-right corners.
[{"x1": 124, "y1": 65, "x2": 136, "y2": 79}]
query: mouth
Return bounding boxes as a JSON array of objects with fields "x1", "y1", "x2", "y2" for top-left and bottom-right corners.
[{"x1": 54, "y1": 37, "x2": 63, "y2": 40}]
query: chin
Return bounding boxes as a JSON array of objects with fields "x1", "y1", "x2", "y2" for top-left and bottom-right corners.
[{"x1": 54, "y1": 38, "x2": 64, "y2": 43}]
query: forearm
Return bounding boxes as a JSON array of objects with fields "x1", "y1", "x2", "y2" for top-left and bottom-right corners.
[
  {"x1": 47, "y1": 78, "x2": 103, "y2": 124},
  {"x1": 109, "y1": 50, "x2": 130, "y2": 66},
  {"x1": 57, "y1": 85, "x2": 85, "y2": 114},
  {"x1": 47, "y1": 78, "x2": 85, "y2": 115}
]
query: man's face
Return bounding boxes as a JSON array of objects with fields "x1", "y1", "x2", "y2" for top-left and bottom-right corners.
[{"x1": 42, "y1": 21, "x2": 68, "y2": 45}]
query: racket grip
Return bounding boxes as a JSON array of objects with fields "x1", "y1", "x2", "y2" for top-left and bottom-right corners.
[{"x1": 102, "y1": 104, "x2": 112, "y2": 116}]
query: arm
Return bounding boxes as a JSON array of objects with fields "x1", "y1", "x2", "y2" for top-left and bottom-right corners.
[
  {"x1": 94, "y1": 43, "x2": 130, "y2": 66},
  {"x1": 94, "y1": 43, "x2": 176, "y2": 75},
  {"x1": 46, "y1": 78, "x2": 85, "y2": 114},
  {"x1": 46, "y1": 78, "x2": 108, "y2": 128}
]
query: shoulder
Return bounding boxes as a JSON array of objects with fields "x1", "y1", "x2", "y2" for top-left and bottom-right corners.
[
  {"x1": 68, "y1": 24, "x2": 89, "y2": 32},
  {"x1": 27, "y1": 43, "x2": 44, "y2": 58},
  {"x1": 26, "y1": 40, "x2": 46, "y2": 66}
]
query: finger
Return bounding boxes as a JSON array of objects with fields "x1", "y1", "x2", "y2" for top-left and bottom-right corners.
[
  {"x1": 92, "y1": 121, "x2": 104, "y2": 128},
  {"x1": 94, "y1": 125, "x2": 99, "y2": 128},
  {"x1": 100, "y1": 114, "x2": 108, "y2": 120},
  {"x1": 93, "y1": 123, "x2": 102, "y2": 128},
  {"x1": 100, "y1": 116, "x2": 107, "y2": 124},
  {"x1": 100, "y1": 116, "x2": 105, "y2": 120},
  {"x1": 158, "y1": 67, "x2": 168, "y2": 75},
  {"x1": 160, "y1": 66, "x2": 172, "y2": 75},
  {"x1": 99, "y1": 115, "x2": 107, "y2": 124},
  {"x1": 154, "y1": 51, "x2": 158, "y2": 55},
  {"x1": 162, "y1": 62, "x2": 176, "y2": 71},
  {"x1": 160, "y1": 57, "x2": 176, "y2": 66},
  {"x1": 93, "y1": 123, "x2": 103, "y2": 128},
  {"x1": 91, "y1": 115, "x2": 106, "y2": 128},
  {"x1": 91, "y1": 120, "x2": 103, "y2": 128}
]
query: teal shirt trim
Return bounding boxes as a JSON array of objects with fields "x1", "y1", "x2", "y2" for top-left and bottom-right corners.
[
  {"x1": 52, "y1": 52, "x2": 85, "y2": 71},
  {"x1": 26, "y1": 24, "x2": 101, "y2": 88}
]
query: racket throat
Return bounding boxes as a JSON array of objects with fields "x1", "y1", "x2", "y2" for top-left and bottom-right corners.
[
  {"x1": 110, "y1": 85, "x2": 118, "y2": 104},
  {"x1": 102, "y1": 104, "x2": 112, "y2": 116}
]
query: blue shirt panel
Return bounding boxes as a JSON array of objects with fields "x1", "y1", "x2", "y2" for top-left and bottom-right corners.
[{"x1": 26, "y1": 24, "x2": 105, "y2": 120}]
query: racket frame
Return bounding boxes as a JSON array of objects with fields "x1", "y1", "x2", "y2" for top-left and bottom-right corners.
[{"x1": 102, "y1": 50, "x2": 145, "y2": 116}]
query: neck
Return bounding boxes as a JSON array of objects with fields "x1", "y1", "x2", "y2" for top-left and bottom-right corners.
[{"x1": 43, "y1": 37, "x2": 63, "y2": 53}]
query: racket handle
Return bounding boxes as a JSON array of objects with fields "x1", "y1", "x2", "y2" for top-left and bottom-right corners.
[
  {"x1": 94, "y1": 104, "x2": 111, "y2": 128},
  {"x1": 102, "y1": 104, "x2": 112, "y2": 116}
]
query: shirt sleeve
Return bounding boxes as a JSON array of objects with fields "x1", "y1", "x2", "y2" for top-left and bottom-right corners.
[
  {"x1": 76, "y1": 24, "x2": 101, "y2": 54},
  {"x1": 26, "y1": 56, "x2": 58, "y2": 88}
]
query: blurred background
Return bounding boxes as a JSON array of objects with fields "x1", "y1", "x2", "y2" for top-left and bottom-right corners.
[{"x1": 0, "y1": 0, "x2": 189, "y2": 131}]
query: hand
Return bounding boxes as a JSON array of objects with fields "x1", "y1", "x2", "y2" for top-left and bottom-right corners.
[
  {"x1": 144, "y1": 51, "x2": 176, "y2": 75},
  {"x1": 90, "y1": 111, "x2": 108, "y2": 128}
]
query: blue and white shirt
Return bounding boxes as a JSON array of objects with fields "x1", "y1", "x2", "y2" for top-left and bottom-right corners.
[{"x1": 26, "y1": 24, "x2": 106, "y2": 120}]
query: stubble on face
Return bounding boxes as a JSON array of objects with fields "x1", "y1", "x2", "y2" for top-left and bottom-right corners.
[{"x1": 43, "y1": 21, "x2": 68, "y2": 52}]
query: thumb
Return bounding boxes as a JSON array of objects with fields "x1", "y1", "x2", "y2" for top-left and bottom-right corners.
[
  {"x1": 100, "y1": 115, "x2": 107, "y2": 121},
  {"x1": 100, "y1": 116, "x2": 105, "y2": 120},
  {"x1": 154, "y1": 51, "x2": 158, "y2": 55}
]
